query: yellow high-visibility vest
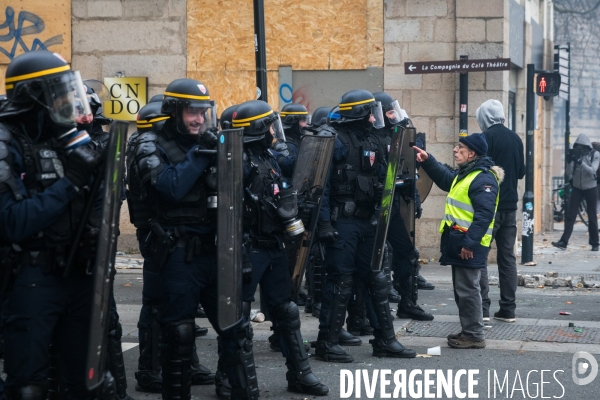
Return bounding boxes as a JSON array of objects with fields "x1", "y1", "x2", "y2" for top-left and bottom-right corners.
[{"x1": 438, "y1": 169, "x2": 499, "y2": 247}]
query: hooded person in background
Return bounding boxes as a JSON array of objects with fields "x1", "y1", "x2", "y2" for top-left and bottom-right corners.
[
  {"x1": 552, "y1": 133, "x2": 599, "y2": 251},
  {"x1": 475, "y1": 99, "x2": 524, "y2": 324},
  {"x1": 592, "y1": 141, "x2": 600, "y2": 214}
]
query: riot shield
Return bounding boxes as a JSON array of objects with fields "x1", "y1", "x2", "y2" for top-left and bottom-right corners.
[
  {"x1": 86, "y1": 121, "x2": 128, "y2": 391},
  {"x1": 416, "y1": 169, "x2": 433, "y2": 203},
  {"x1": 398, "y1": 127, "x2": 417, "y2": 247},
  {"x1": 217, "y1": 128, "x2": 245, "y2": 331},
  {"x1": 289, "y1": 135, "x2": 335, "y2": 301},
  {"x1": 370, "y1": 125, "x2": 405, "y2": 270}
]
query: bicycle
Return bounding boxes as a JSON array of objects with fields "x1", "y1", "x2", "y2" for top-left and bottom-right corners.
[{"x1": 552, "y1": 183, "x2": 588, "y2": 226}]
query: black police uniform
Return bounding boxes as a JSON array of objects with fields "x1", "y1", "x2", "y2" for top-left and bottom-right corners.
[
  {"x1": 133, "y1": 79, "x2": 255, "y2": 400},
  {"x1": 314, "y1": 90, "x2": 417, "y2": 363},
  {"x1": 233, "y1": 100, "x2": 328, "y2": 397},
  {"x1": 0, "y1": 51, "x2": 105, "y2": 399}
]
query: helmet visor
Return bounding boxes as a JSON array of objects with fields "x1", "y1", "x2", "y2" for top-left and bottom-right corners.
[
  {"x1": 177, "y1": 102, "x2": 216, "y2": 134},
  {"x1": 271, "y1": 114, "x2": 286, "y2": 141},
  {"x1": 385, "y1": 100, "x2": 403, "y2": 125},
  {"x1": 46, "y1": 71, "x2": 90, "y2": 127},
  {"x1": 371, "y1": 101, "x2": 385, "y2": 129},
  {"x1": 326, "y1": 106, "x2": 341, "y2": 124},
  {"x1": 304, "y1": 114, "x2": 312, "y2": 125}
]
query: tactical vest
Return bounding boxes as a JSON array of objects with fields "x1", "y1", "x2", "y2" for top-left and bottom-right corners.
[
  {"x1": 243, "y1": 150, "x2": 285, "y2": 238},
  {"x1": 1, "y1": 122, "x2": 87, "y2": 255},
  {"x1": 153, "y1": 131, "x2": 210, "y2": 226},
  {"x1": 125, "y1": 130, "x2": 155, "y2": 229},
  {"x1": 285, "y1": 131, "x2": 301, "y2": 150},
  {"x1": 439, "y1": 169, "x2": 500, "y2": 247},
  {"x1": 330, "y1": 126, "x2": 381, "y2": 208}
]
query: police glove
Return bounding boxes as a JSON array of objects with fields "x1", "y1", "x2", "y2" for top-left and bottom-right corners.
[
  {"x1": 242, "y1": 254, "x2": 253, "y2": 285},
  {"x1": 198, "y1": 128, "x2": 219, "y2": 150},
  {"x1": 66, "y1": 146, "x2": 102, "y2": 189},
  {"x1": 273, "y1": 140, "x2": 290, "y2": 157},
  {"x1": 415, "y1": 205, "x2": 423, "y2": 219},
  {"x1": 318, "y1": 221, "x2": 338, "y2": 245},
  {"x1": 79, "y1": 224, "x2": 100, "y2": 260}
]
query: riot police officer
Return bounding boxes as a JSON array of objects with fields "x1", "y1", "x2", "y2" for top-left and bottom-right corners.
[
  {"x1": 0, "y1": 51, "x2": 107, "y2": 398},
  {"x1": 274, "y1": 103, "x2": 309, "y2": 177},
  {"x1": 314, "y1": 89, "x2": 417, "y2": 362},
  {"x1": 132, "y1": 79, "x2": 258, "y2": 400},
  {"x1": 372, "y1": 92, "x2": 434, "y2": 321},
  {"x1": 233, "y1": 99, "x2": 329, "y2": 396}
]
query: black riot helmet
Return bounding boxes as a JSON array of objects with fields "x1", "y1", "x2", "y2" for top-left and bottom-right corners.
[
  {"x1": 310, "y1": 106, "x2": 331, "y2": 128},
  {"x1": 161, "y1": 78, "x2": 216, "y2": 135},
  {"x1": 373, "y1": 91, "x2": 404, "y2": 128},
  {"x1": 3, "y1": 51, "x2": 90, "y2": 130},
  {"x1": 232, "y1": 100, "x2": 283, "y2": 145},
  {"x1": 333, "y1": 89, "x2": 385, "y2": 129},
  {"x1": 137, "y1": 102, "x2": 169, "y2": 133},
  {"x1": 219, "y1": 104, "x2": 238, "y2": 130},
  {"x1": 149, "y1": 94, "x2": 164, "y2": 103},
  {"x1": 83, "y1": 80, "x2": 112, "y2": 126},
  {"x1": 279, "y1": 103, "x2": 309, "y2": 128}
]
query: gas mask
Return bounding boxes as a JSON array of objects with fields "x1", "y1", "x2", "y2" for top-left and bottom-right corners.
[{"x1": 274, "y1": 185, "x2": 305, "y2": 237}]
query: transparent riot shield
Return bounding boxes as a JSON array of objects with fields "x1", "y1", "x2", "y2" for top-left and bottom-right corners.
[{"x1": 289, "y1": 135, "x2": 335, "y2": 301}]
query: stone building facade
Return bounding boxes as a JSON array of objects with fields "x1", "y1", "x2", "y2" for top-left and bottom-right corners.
[{"x1": 62, "y1": 0, "x2": 556, "y2": 257}]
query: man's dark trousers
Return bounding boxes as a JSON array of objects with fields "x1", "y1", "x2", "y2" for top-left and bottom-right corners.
[{"x1": 480, "y1": 210, "x2": 518, "y2": 316}]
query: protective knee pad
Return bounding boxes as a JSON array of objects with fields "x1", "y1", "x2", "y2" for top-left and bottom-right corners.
[
  {"x1": 324, "y1": 273, "x2": 353, "y2": 342},
  {"x1": 368, "y1": 271, "x2": 394, "y2": 334},
  {"x1": 107, "y1": 313, "x2": 128, "y2": 398},
  {"x1": 220, "y1": 319, "x2": 259, "y2": 400},
  {"x1": 161, "y1": 320, "x2": 195, "y2": 400},
  {"x1": 7, "y1": 383, "x2": 49, "y2": 400},
  {"x1": 273, "y1": 302, "x2": 310, "y2": 374}
]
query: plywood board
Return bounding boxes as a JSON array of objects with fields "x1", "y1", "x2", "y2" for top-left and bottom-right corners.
[
  {"x1": 0, "y1": 1, "x2": 71, "y2": 64},
  {"x1": 187, "y1": 0, "x2": 382, "y2": 73},
  {"x1": 0, "y1": 64, "x2": 6, "y2": 94},
  {"x1": 187, "y1": 70, "x2": 279, "y2": 115}
]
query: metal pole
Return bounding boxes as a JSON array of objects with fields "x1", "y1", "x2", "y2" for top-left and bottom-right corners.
[
  {"x1": 459, "y1": 55, "x2": 468, "y2": 138},
  {"x1": 521, "y1": 64, "x2": 535, "y2": 264},
  {"x1": 564, "y1": 44, "x2": 571, "y2": 211},
  {"x1": 253, "y1": 0, "x2": 268, "y2": 102}
]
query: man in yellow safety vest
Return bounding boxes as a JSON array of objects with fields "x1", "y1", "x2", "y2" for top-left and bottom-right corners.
[{"x1": 414, "y1": 133, "x2": 504, "y2": 349}]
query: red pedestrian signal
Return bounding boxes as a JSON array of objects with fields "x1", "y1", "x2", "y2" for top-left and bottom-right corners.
[{"x1": 536, "y1": 73, "x2": 561, "y2": 96}]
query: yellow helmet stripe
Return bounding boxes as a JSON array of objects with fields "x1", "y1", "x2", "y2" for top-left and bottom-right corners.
[
  {"x1": 339, "y1": 98, "x2": 374, "y2": 107},
  {"x1": 232, "y1": 110, "x2": 273, "y2": 124},
  {"x1": 136, "y1": 123, "x2": 153, "y2": 128},
  {"x1": 280, "y1": 111, "x2": 308, "y2": 115},
  {"x1": 5, "y1": 65, "x2": 71, "y2": 84},
  {"x1": 164, "y1": 91, "x2": 210, "y2": 101},
  {"x1": 138, "y1": 116, "x2": 171, "y2": 124},
  {"x1": 5, "y1": 84, "x2": 14, "y2": 90}
]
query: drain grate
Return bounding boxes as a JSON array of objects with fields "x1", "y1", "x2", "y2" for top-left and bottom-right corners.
[{"x1": 403, "y1": 321, "x2": 600, "y2": 344}]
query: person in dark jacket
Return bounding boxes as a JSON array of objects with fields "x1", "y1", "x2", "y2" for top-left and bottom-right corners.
[
  {"x1": 552, "y1": 133, "x2": 599, "y2": 251},
  {"x1": 475, "y1": 99, "x2": 525, "y2": 323},
  {"x1": 414, "y1": 134, "x2": 504, "y2": 349}
]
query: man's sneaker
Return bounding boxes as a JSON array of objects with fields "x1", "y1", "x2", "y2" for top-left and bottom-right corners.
[
  {"x1": 447, "y1": 334, "x2": 486, "y2": 349},
  {"x1": 482, "y1": 312, "x2": 490, "y2": 322},
  {"x1": 447, "y1": 331, "x2": 463, "y2": 341},
  {"x1": 551, "y1": 240, "x2": 567, "y2": 250},
  {"x1": 592, "y1": 245, "x2": 599, "y2": 251},
  {"x1": 493, "y1": 310, "x2": 516, "y2": 323}
]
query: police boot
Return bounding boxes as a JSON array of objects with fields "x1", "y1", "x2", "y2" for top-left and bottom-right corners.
[
  {"x1": 6, "y1": 383, "x2": 48, "y2": 400},
  {"x1": 194, "y1": 324, "x2": 208, "y2": 337},
  {"x1": 218, "y1": 319, "x2": 259, "y2": 400},
  {"x1": 195, "y1": 304, "x2": 207, "y2": 318},
  {"x1": 214, "y1": 357, "x2": 232, "y2": 399},
  {"x1": 106, "y1": 314, "x2": 135, "y2": 400},
  {"x1": 161, "y1": 320, "x2": 194, "y2": 400},
  {"x1": 346, "y1": 281, "x2": 374, "y2": 336},
  {"x1": 339, "y1": 329, "x2": 362, "y2": 346},
  {"x1": 268, "y1": 320, "x2": 281, "y2": 351},
  {"x1": 396, "y1": 299, "x2": 434, "y2": 321},
  {"x1": 313, "y1": 273, "x2": 354, "y2": 363},
  {"x1": 191, "y1": 343, "x2": 216, "y2": 385},
  {"x1": 135, "y1": 306, "x2": 162, "y2": 393},
  {"x1": 367, "y1": 271, "x2": 416, "y2": 359},
  {"x1": 311, "y1": 301, "x2": 321, "y2": 318},
  {"x1": 274, "y1": 302, "x2": 329, "y2": 396},
  {"x1": 304, "y1": 294, "x2": 313, "y2": 313}
]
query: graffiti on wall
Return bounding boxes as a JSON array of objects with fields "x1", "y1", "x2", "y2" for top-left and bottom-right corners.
[{"x1": 0, "y1": 7, "x2": 63, "y2": 61}]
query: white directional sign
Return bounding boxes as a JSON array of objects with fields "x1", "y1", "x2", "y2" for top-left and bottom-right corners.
[{"x1": 554, "y1": 45, "x2": 569, "y2": 101}]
